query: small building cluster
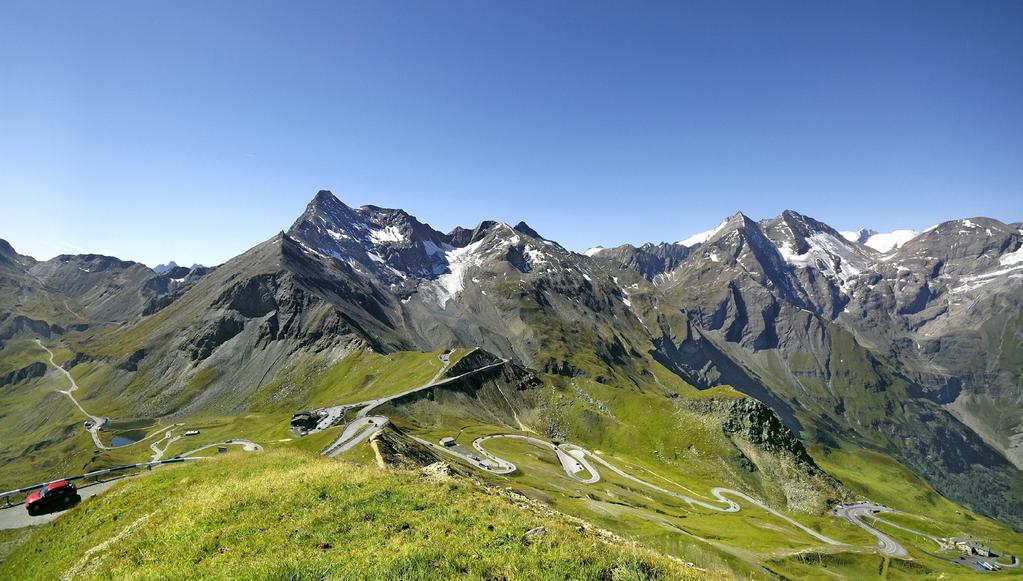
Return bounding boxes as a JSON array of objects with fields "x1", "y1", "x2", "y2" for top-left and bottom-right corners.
[
  {"x1": 290, "y1": 411, "x2": 321, "y2": 433},
  {"x1": 942, "y1": 537, "x2": 996, "y2": 558}
]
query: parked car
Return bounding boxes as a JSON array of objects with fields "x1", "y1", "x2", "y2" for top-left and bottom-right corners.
[
  {"x1": 25, "y1": 480, "x2": 78, "y2": 515},
  {"x1": 184, "y1": 430, "x2": 199, "y2": 436}
]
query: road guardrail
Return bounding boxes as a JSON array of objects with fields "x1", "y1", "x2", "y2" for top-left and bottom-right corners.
[{"x1": 0, "y1": 457, "x2": 197, "y2": 507}]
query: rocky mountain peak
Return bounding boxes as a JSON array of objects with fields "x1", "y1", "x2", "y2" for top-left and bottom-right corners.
[
  {"x1": 53, "y1": 254, "x2": 138, "y2": 270},
  {"x1": 0, "y1": 239, "x2": 18, "y2": 265},
  {"x1": 285, "y1": 191, "x2": 453, "y2": 284},
  {"x1": 465, "y1": 220, "x2": 501, "y2": 245},
  {"x1": 762, "y1": 210, "x2": 862, "y2": 254},
  {"x1": 725, "y1": 211, "x2": 756, "y2": 229},
  {"x1": 296, "y1": 190, "x2": 359, "y2": 228},
  {"x1": 450, "y1": 220, "x2": 529, "y2": 248},
  {"x1": 676, "y1": 212, "x2": 761, "y2": 251},
  {"x1": 892, "y1": 217, "x2": 1023, "y2": 281},
  {"x1": 513, "y1": 221, "x2": 542, "y2": 239},
  {"x1": 153, "y1": 261, "x2": 179, "y2": 274},
  {"x1": 313, "y1": 188, "x2": 341, "y2": 205}
]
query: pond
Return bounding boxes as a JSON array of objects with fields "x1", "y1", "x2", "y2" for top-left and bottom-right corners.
[
  {"x1": 110, "y1": 428, "x2": 148, "y2": 447},
  {"x1": 111, "y1": 435, "x2": 138, "y2": 446}
]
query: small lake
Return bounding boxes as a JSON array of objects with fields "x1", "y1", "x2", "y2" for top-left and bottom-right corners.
[{"x1": 110, "y1": 428, "x2": 148, "y2": 447}]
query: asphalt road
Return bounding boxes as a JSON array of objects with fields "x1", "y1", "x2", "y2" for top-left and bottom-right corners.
[
  {"x1": 37, "y1": 340, "x2": 109, "y2": 450},
  {"x1": 311, "y1": 353, "x2": 845, "y2": 548},
  {"x1": 0, "y1": 480, "x2": 120, "y2": 530},
  {"x1": 178, "y1": 439, "x2": 263, "y2": 457},
  {"x1": 0, "y1": 440, "x2": 263, "y2": 530},
  {"x1": 832, "y1": 502, "x2": 908, "y2": 557},
  {"x1": 323, "y1": 417, "x2": 389, "y2": 457},
  {"x1": 420, "y1": 432, "x2": 844, "y2": 547},
  {"x1": 314, "y1": 356, "x2": 507, "y2": 455},
  {"x1": 37, "y1": 340, "x2": 173, "y2": 454},
  {"x1": 307, "y1": 352, "x2": 1023, "y2": 563}
]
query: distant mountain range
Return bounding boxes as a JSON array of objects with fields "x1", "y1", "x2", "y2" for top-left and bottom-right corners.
[
  {"x1": 152, "y1": 261, "x2": 205, "y2": 274},
  {"x1": 1, "y1": 190, "x2": 1020, "y2": 528}
]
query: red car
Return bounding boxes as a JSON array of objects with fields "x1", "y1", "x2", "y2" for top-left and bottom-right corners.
[{"x1": 25, "y1": 480, "x2": 78, "y2": 515}]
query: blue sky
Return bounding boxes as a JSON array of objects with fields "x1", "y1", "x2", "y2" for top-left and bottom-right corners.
[{"x1": 1, "y1": 1, "x2": 1021, "y2": 266}]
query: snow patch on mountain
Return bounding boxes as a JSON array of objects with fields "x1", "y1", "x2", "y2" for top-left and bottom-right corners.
[
  {"x1": 369, "y1": 225, "x2": 407, "y2": 245},
  {"x1": 947, "y1": 246, "x2": 1023, "y2": 294},
  {"x1": 430, "y1": 239, "x2": 486, "y2": 307},
  {"x1": 863, "y1": 230, "x2": 918, "y2": 253},
  {"x1": 999, "y1": 246, "x2": 1023, "y2": 267},
  {"x1": 840, "y1": 229, "x2": 918, "y2": 253},
  {"x1": 777, "y1": 232, "x2": 866, "y2": 287},
  {"x1": 950, "y1": 265, "x2": 1023, "y2": 294},
  {"x1": 423, "y1": 240, "x2": 450, "y2": 257},
  {"x1": 839, "y1": 229, "x2": 875, "y2": 245},
  {"x1": 524, "y1": 245, "x2": 548, "y2": 267},
  {"x1": 678, "y1": 220, "x2": 728, "y2": 246},
  {"x1": 584, "y1": 246, "x2": 605, "y2": 257},
  {"x1": 324, "y1": 227, "x2": 351, "y2": 241}
]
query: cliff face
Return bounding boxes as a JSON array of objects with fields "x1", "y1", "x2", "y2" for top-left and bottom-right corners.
[
  {"x1": 0, "y1": 361, "x2": 46, "y2": 387},
  {"x1": 682, "y1": 397, "x2": 850, "y2": 513}
]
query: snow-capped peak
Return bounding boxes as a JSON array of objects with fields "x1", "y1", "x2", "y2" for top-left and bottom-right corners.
[
  {"x1": 584, "y1": 246, "x2": 606, "y2": 257},
  {"x1": 839, "y1": 229, "x2": 877, "y2": 245},
  {"x1": 678, "y1": 220, "x2": 728, "y2": 247},
  {"x1": 840, "y1": 229, "x2": 919, "y2": 253}
]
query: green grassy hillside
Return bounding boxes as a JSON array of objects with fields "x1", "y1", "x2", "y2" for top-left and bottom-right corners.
[{"x1": 1, "y1": 449, "x2": 718, "y2": 580}]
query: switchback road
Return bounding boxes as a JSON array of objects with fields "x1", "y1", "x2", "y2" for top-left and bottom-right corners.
[
  {"x1": 426, "y1": 432, "x2": 844, "y2": 547},
  {"x1": 313, "y1": 354, "x2": 506, "y2": 455},
  {"x1": 832, "y1": 503, "x2": 908, "y2": 557}
]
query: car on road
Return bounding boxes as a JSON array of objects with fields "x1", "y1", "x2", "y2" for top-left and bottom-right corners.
[
  {"x1": 184, "y1": 430, "x2": 199, "y2": 436},
  {"x1": 25, "y1": 480, "x2": 78, "y2": 515}
]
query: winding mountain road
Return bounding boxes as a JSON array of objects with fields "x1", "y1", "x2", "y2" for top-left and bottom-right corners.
[
  {"x1": 308, "y1": 354, "x2": 843, "y2": 548},
  {"x1": 0, "y1": 439, "x2": 262, "y2": 530},
  {"x1": 430, "y1": 432, "x2": 843, "y2": 547},
  {"x1": 6, "y1": 341, "x2": 265, "y2": 530},
  {"x1": 314, "y1": 354, "x2": 506, "y2": 455},
  {"x1": 306, "y1": 353, "x2": 1013, "y2": 561},
  {"x1": 832, "y1": 503, "x2": 908, "y2": 557},
  {"x1": 37, "y1": 340, "x2": 110, "y2": 450},
  {"x1": 323, "y1": 417, "x2": 389, "y2": 457},
  {"x1": 35, "y1": 340, "x2": 199, "y2": 458}
]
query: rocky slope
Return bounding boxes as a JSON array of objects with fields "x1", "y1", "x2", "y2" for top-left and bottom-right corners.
[{"x1": 593, "y1": 210, "x2": 1023, "y2": 527}]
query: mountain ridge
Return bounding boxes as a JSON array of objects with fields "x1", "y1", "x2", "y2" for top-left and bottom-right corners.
[{"x1": 1, "y1": 190, "x2": 1021, "y2": 532}]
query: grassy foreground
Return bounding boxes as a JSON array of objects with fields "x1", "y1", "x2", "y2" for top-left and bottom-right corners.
[{"x1": 2, "y1": 449, "x2": 721, "y2": 580}]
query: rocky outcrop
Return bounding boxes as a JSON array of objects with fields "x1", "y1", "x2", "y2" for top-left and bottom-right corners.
[
  {"x1": 681, "y1": 397, "x2": 849, "y2": 513},
  {"x1": 369, "y1": 425, "x2": 443, "y2": 470},
  {"x1": 0, "y1": 361, "x2": 46, "y2": 387},
  {"x1": 0, "y1": 314, "x2": 62, "y2": 347},
  {"x1": 189, "y1": 316, "x2": 245, "y2": 362},
  {"x1": 719, "y1": 398, "x2": 816, "y2": 464},
  {"x1": 444, "y1": 348, "x2": 503, "y2": 378},
  {"x1": 380, "y1": 356, "x2": 545, "y2": 431},
  {"x1": 117, "y1": 348, "x2": 148, "y2": 372}
]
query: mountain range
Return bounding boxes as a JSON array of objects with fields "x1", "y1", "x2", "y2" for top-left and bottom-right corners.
[{"x1": 1, "y1": 190, "x2": 1021, "y2": 535}]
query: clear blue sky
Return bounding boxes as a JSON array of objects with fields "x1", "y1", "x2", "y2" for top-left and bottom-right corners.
[{"x1": 1, "y1": 1, "x2": 1021, "y2": 266}]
